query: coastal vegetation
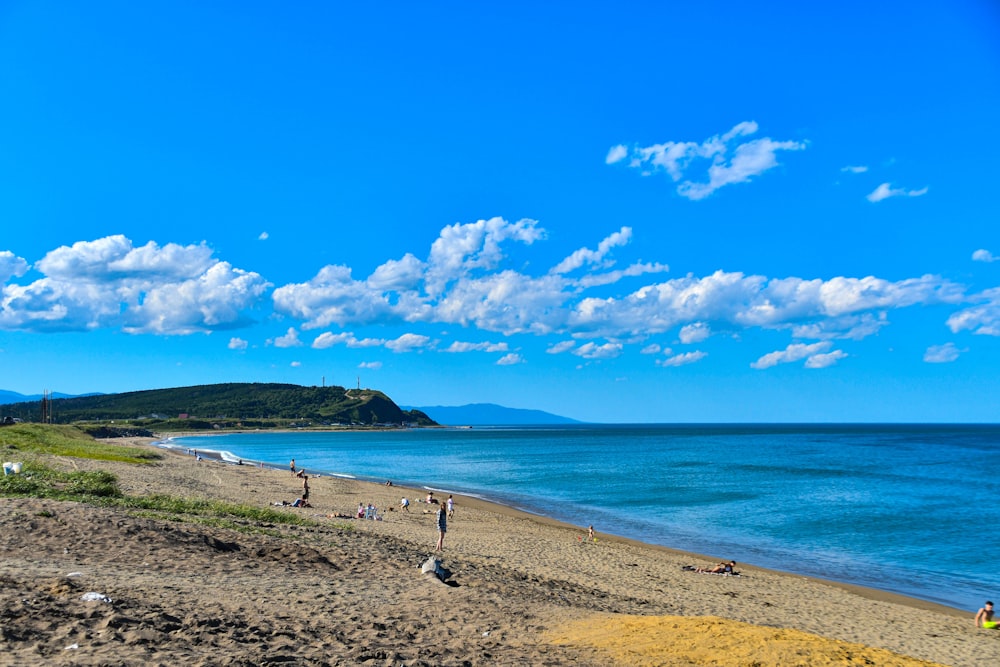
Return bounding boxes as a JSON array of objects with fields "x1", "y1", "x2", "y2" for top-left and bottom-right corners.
[
  {"x1": 0, "y1": 423, "x2": 324, "y2": 534},
  {"x1": 0, "y1": 382, "x2": 437, "y2": 430}
]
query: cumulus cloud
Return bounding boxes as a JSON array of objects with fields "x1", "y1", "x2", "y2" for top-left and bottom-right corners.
[
  {"x1": 640, "y1": 343, "x2": 662, "y2": 354},
  {"x1": 573, "y1": 342, "x2": 623, "y2": 360},
  {"x1": 0, "y1": 236, "x2": 269, "y2": 334},
  {"x1": 4, "y1": 220, "x2": 990, "y2": 374},
  {"x1": 866, "y1": 182, "x2": 929, "y2": 203},
  {"x1": 923, "y1": 343, "x2": 963, "y2": 363},
  {"x1": 445, "y1": 340, "x2": 509, "y2": 353},
  {"x1": 609, "y1": 121, "x2": 806, "y2": 200},
  {"x1": 972, "y1": 249, "x2": 996, "y2": 263},
  {"x1": 258, "y1": 232, "x2": 269, "y2": 241},
  {"x1": 497, "y1": 353, "x2": 524, "y2": 365},
  {"x1": 751, "y1": 342, "x2": 845, "y2": 369},
  {"x1": 359, "y1": 361, "x2": 382, "y2": 370},
  {"x1": 804, "y1": 350, "x2": 848, "y2": 368},
  {"x1": 385, "y1": 333, "x2": 432, "y2": 353},
  {"x1": 546, "y1": 340, "x2": 576, "y2": 354},
  {"x1": 657, "y1": 350, "x2": 707, "y2": 367},
  {"x1": 272, "y1": 327, "x2": 303, "y2": 348},
  {"x1": 841, "y1": 165, "x2": 869, "y2": 174},
  {"x1": 0, "y1": 251, "x2": 29, "y2": 283},
  {"x1": 946, "y1": 288, "x2": 1000, "y2": 336},
  {"x1": 228, "y1": 337, "x2": 249, "y2": 351},
  {"x1": 678, "y1": 322, "x2": 711, "y2": 344},
  {"x1": 568, "y1": 271, "x2": 962, "y2": 339},
  {"x1": 290, "y1": 361, "x2": 301, "y2": 367}
]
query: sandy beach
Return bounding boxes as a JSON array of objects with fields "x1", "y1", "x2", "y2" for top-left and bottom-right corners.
[{"x1": 1, "y1": 438, "x2": 996, "y2": 666}]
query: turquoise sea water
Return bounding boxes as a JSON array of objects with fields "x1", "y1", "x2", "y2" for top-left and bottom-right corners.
[{"x1": 169, "y1": 424, "x2": 1000, "y2": 612}]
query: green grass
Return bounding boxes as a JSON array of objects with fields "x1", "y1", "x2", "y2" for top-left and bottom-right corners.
[
  {"x1": 0, "y1": 423, "x2": 161, "y2": 463},
  {"x1": 0, "y1": 425, "x2": 341, "y2": 534}
]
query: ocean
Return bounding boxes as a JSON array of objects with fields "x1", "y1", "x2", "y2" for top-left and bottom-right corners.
[{"x1": 167, "y1": 424, "x2": 999, "y2": 612}]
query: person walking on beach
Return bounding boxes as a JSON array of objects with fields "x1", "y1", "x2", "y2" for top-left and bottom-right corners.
[
  {"x1": 400, "y1": 497, "x2": 410, "y2": 512},
  {"x1": 975, "y1": 601, "x2": 995, "y2": 628},
  {"x1": 435, "y1": 502, "x2": 447, "y2": 551},
  {"x1": 290, "y1": 459, "x2": 296, "y2": 475},
  {"x1": 447, "y1": 494, "x2": 455, "y2": 518}
]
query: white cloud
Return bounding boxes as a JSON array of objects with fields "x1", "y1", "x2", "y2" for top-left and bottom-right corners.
[
  {"x1": 841, "y1": 165, "x2": 869, "y2": 174},
  {"x1": 610, "y1": 122, "x2": 806, "y2": 200},
  {"x1": 640, "y1": 343, "x2": 661, "y2": 354},
  {"x1": 0, "y1": 236, "x2": 269, "y2": 334},
  {"x1": 751, "y1": 342, "x2": 844, "y2": 369},
  {"x1": 606, "y1": 144, "x2": 628, "y2": 164},
  {"x1": 923, "y1": 343, "x2": 962, "y2": 363},
  {"x1": 359, "y1": 361, "x2": 382, "y2": 370},
  {"x1": 551, "y1": 227, "x2": 632, "y2": 275},
  {"x1": 445, "y1": 340, "x2": 509, "y2": 353},
  {"x1": 290, "y1": 361, "x2": 301, "y2": 367},
  {"x1": 272, "y1": 327, "x2": 303, "y2": 348},
  {"x1": 425, "y1": 216, "x2": 545, "y2": 296},
  {"x1": 678, "y1": 322, "x2": 710, "y2": 344},
  {"x1": 496, "y1": 353, "x2": 524, "y2": 365},
  {"x1": 790, "y1": 313, "x2": 888, "y2": 341},
  {"x1": 228, "y1": 337, "x2": 248, "y2": 351},
  {"x1": 866, "y1": 182, "x2": 929, "y2": 203},
  {"x1": 573, "y1": 342, "x2": 623, "y2": 359},
  {"x1": 657, "y1": 350, "x2": 707, "y2": 367},
  {"x1": 367, "y1": 253, "x2": 425, "y2": 291},
  {"x1": 312, "y1": 331, "x2": 354, "y2": 349},
  {"x1": 946, "y1": 288, "x2": 1000, "y2": 336},
  {"x1": 258, "y1": 232, "x2": 269, "y2": 241},
  {"x1": 972, "y1": 249, "x2": 997, "y2": 263},
  {"x1": 804, "y1": 350, "x2": 848, "y2": 368},
  {"x1": 385, "y1": 333, "x2": 432, "y2": 353},
  {"x1": 568, "y1": 271, "x2": 963, "y2": 339},
  {"x1": 271, "y1": 264, "x2": 393, "y2": 330},
  {"x1": 546, "y1": 340, "x2": 576, "y2": 354},
  {"x1": 0, "y1": 251, "x2": 29, "y2": 283}
]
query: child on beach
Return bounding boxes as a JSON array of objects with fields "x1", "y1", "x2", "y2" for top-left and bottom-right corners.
[{"x1": 435, "y1": 503, "x2": 447, "y2": 551}]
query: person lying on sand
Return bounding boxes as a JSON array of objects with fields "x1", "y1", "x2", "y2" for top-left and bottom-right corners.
[
  {"x1": 695, "y1": 560, "x2": 737, "y2": 574},
  {"x1": 292, "y1": 497, "x2": 312, "y2": 508}
]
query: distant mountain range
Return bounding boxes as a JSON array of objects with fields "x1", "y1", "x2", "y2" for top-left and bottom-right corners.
[
  {"x1": 402, "y1": 403, "x2": 582, "y2": 425},
  {"x1": 0, "y1": 390, "x2": 97, "y2": 405}
]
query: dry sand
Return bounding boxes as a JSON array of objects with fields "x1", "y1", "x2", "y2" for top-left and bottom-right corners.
[{"x1": 1, "y1": 438, "x2": 996, "y2": 666}]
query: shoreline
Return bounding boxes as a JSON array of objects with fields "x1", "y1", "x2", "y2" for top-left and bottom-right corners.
[
  {"x1": 163, "y1": 432, "x2": 970, "y2": 617},
  {"x1": 4, "y1": 435, "x2": 994, "y2": 665}
]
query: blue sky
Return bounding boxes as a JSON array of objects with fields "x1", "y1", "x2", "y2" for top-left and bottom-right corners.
[{"x1": 2, "y1": 1, "x2": 999, "y2": 422}]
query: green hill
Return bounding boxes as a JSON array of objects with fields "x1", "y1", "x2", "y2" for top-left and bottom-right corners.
[{"x1": 0, "y1": 383, "x2": 436, "y2": 430}]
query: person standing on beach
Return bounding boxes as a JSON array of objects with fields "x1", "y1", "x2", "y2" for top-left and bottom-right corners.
[
  {"x1": 400, "y1": 497, "x2": 410, "y2": 512},
  {"x1": 447, "y1": 494, "x2": 454, "y2": 518},
  {"x1": 290, "y1": 459, "x2": 296, "y2": 475},
  {"x1": 975, "y1": 601, "x2": 995, "y2": 628},
  {"x1": 301, "y1": 474, "x2": 310, "y2": 501},
  {"x1": 435, "y1": 502, "x2": 447, "y2": 551}
]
